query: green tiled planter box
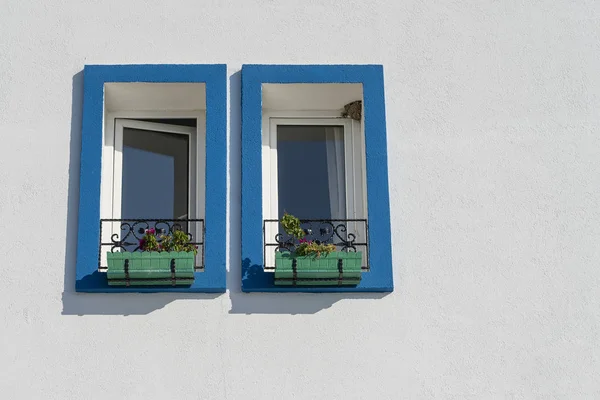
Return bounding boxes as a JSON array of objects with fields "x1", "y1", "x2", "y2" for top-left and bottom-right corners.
[
  {"x1": 274, "y1": 251, "x2": 362, "y2": 286},
  {"x1": 106, "y1": 251, "x2": 195, "y2": 286}
]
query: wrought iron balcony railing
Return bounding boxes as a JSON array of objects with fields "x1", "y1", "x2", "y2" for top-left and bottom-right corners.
[
  {"x1": 263, "y1": 218, "x2": 369, "y2": 271},
  {"x1": 98, "y1": 219, "x2": 205, "y2": 272}
]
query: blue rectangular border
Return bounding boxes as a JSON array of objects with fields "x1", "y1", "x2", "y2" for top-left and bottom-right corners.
[
  {"x1": 241, "y1": 64, "x2": 393, "y2": 292},
  {"x1": 75, "y1": 64, "x2": 227, "y2": 293}
]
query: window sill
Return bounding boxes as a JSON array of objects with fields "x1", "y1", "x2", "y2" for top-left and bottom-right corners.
[{"x1": 76, "y1": 271, "x2": 225, "y2": 293}]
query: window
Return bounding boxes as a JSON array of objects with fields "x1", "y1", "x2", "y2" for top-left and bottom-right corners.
[
  {"x1": 264, "y1": 118, "x2": 366, "y2": 221},
  {"x1": 241, "y1": 65, "x2": 393, "y2": 292},
  {"x1": 76, "y1": 64, "x2": 226, "y2": 293},
  {"x1": 111, "y1": 119, "x2": 201, "y2": 222},
  {"x1": 99, "y1": 117, "x2": 205, "y2": 272},
  {"x1": 262, "y1": 113, "x2": 369, "y2": 270}
]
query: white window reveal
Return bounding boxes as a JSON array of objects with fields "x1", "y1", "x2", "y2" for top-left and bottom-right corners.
[
  {"x1": 260, "y1": 84, "x2": 368, "y2": 269},
  {"x1": 99, "y1": 82, "x2": 207, "y2": 271}
]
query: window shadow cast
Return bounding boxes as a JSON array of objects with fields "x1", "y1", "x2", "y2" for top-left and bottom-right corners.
[
  {"x1": 227, "y1": 70, "x2": 242, "y2": 296},
  {"x1": 62, "y1": 71, "x2": 221, "y2": 316},
  {"x1": 61, "y1": 291, "x2": 221, "y2": 316},
  {"x1": 229, "y1": 259, "x2": 388, "y2": 316}
]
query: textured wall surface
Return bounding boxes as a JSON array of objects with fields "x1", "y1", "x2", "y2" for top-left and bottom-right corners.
[{"x1": 1, "y1": 0, "x2": 599, "y2": 398}]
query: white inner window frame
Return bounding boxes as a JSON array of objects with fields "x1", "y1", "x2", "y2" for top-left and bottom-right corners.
[
  {"x1": 100, "y1": 111, "x2": 206, "y2": 262},
  {"x1": 112, "y1": 119, "x2": 197, "y2": 220},
  {"x1": 262, "y1": 110, "x2": 368, "y2": 267},
  {"x1": 262, "y1": 111, "x2": 367, "y2": 221}
]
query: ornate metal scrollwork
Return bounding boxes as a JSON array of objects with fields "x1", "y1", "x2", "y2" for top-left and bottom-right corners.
[
  {"x1": 98, "y1": 218, "x2": 205, "y2": 271},
  {"x1": 264, "y1": 218, "x2": 369, "y2": 271}
]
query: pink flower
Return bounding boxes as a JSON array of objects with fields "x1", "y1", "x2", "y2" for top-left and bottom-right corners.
[{"x1": 147, "y1": 228, "x2": 156, "y2": 235}]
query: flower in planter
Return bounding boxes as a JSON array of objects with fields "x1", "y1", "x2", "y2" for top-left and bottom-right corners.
[
  {"x1": 138, "y1": 228, "x2": 198, "y2": 255},
  {"x1": 139, "y1": 228, "x2": 160, "y2": 252},
  {"x1": 281, "y1": 213, "x2": 336, "y2": 257}
]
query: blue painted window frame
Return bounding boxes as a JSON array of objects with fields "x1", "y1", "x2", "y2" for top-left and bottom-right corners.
[
  {"x1": 241, "y1": 64, "x2": 393, "y2": 292},
  {"x1": 76, "y1": 64, "x2": 227, "y2": 293}
]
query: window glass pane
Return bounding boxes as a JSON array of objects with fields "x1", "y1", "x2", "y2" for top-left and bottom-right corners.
[
  {"x1": 121, "y1": 128, "x2": 189, "y2": 220},
  {"x1": 277, "y1": 125, "x2": 346, "y2": 220}
]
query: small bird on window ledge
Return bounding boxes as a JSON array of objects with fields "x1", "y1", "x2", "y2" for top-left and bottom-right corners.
[{"x1": 341, "y1": 100, "x2": 362, "y2": 121}]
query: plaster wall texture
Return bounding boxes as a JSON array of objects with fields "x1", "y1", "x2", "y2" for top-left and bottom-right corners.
[{"x1": 1, "y1": 0, "x2": 599, "y2": 398}]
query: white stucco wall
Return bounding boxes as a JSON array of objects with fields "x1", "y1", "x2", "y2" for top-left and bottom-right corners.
[{"x1": 1, "y1": 1, "x2": 599, "y2": 398}]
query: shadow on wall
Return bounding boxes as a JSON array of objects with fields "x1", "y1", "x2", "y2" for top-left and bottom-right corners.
[
  {"x1": 61, "y1": 71, "x2": 219, "y2": 316},
  {"x1": 226, "y1": 71, "x2": 389, "y2": 314},
  {"x1": 229, "y1": 258, "x2": 388, "y2": 314}
]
